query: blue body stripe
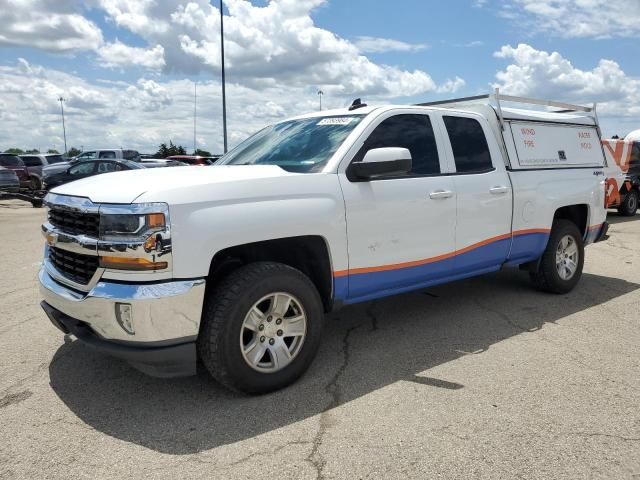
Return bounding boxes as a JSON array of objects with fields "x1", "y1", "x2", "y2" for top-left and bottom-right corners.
[{"x1": 333, "y1": 232, "x2": 549, "y2": 304}]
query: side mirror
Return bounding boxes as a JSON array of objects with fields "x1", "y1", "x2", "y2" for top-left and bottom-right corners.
[{"x1": 349, "y1": 147, "x2": 412, "y2": 180}]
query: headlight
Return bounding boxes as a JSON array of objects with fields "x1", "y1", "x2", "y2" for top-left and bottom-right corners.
[
  {"x1": 100, "y1": 212, "x2": 166, "y2": 238},
  {"x1": 98, "y1": 203, "x2": 171, "y2": 272}
]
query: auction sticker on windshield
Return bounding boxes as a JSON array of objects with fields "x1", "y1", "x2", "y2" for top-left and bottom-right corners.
[{"x1": 317, "y1": 117, "x2": 355, "y2": 126}]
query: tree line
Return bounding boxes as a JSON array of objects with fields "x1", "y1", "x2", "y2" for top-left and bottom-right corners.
[{"x1": 4, "y1": 142, "x2": 215, "y2": 159}]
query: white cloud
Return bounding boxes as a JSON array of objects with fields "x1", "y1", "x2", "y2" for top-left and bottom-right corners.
[
  {"x1": 97, "y1": 41, "x2": 166, "y2": 70},
  {"x1": 493, "y1": 44, "x2": 640, "y2": 135},
  {"x1": 436, "y1": 76, "x2": 466, "y2": 93},
  {"x1": 0, "y1": 0, "x2": 103, "y2": 52},
  {"x1": 501, "y1": 0, "x2": 640, "y2": 38},
  {"x1": 97, "y1": 0, "x2": 448, "y2": 97},
  {"x1": 353, "y1": 36, "x2": 429, "y2": 54},
  {"x1": 0, "y1": 58, "x2": 374, "y2": 153}
]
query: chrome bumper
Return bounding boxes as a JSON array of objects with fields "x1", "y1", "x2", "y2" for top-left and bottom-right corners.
[{"x1": 39, "y1": 267, "x2": 206, "y2": 345}]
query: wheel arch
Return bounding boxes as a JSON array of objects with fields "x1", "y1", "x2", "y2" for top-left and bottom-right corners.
[
  {"x1": 207, "y1": 235, "x2": 335, "y2": 312},
  {"x1": 553, "y1": 204, "x2": 589, "y2": 238}
]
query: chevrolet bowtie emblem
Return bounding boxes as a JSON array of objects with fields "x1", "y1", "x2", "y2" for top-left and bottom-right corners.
[{"x1": 46, "y1": 232, "x2": 58, "y2": 246}]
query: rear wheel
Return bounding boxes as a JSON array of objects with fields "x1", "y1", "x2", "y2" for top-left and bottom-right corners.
[
  {"x1": 198, "y1": 261, "x2": 324, "y2": 394},
  {"x1": 29, "y1": 177, "x2": 41, "y2": 191},
  {"x1": 618, "y1": 189, "x2": 638, "y2": 216},
  {"x1": 530, "y1": 220, "x2": 584, "y2": 294}
]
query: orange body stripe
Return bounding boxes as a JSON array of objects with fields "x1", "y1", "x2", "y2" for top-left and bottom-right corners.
[{"x1": 333, "y1": 228, "x2": 552, "y2": 278}]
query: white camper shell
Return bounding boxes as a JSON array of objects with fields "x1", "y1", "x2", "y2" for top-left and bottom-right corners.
[{"x1": 418, "y1": 90, "x2": 605, "y2": 171}]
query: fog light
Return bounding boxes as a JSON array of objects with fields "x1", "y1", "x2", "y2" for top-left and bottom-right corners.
[{"x1": 115, "y1": 303, "x2": 134, "y2": 335}]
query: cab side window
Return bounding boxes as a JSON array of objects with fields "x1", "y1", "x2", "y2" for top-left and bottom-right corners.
[
  {"x1": 357, "y1": 114, "x2": 440, "y2": 176},
  {"x1": 22, "y1": 156, "x2": 42, "y2": 167},
  {"x1": 99, "y1": 151, "x2": 117, "y2": 159},
  {"x1": 97, "y1": 161, "x2": 123, "y2": 173},
  {"x1": 77, "y1": 152, "x2": 96, "y2": 160},
  {"x1": 69, "y1": 162, "x2": 95, "y2": 176},
  {"x1": 443, "y1": 116, "x2": 493, "y2": 174}
]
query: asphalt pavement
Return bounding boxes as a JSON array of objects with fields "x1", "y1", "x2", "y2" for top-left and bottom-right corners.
[{"x1": 0, "y1": 199, "x2": 639, "y2": 479}]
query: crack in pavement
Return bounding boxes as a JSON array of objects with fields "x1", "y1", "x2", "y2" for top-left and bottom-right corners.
[
  {"x1": 365, "y1": 301, "x2": 379, "y2": 332},
  {"x1": 306, "y1": 324, "x2": 360, "y2": 480},
  {"x1": 0, "y1": 390, "x2": 32, "y2": 409},
  {"x1": 473, "y1": 298, "x2": 539, "y2": 333}
]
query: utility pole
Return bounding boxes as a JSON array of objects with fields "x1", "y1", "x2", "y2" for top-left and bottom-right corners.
[
  {"x1": 58, "y1": 97, "x2": 67, "y2": 155},
  {"x1": 318, "y1": 90, "x2": 324, "y2": 111},
  {"x1": 193, "y1": 82, "x2": 197, "y2": 154},
  {"x1": 220, "y1": 0, "x2": 228, "y2": 153}
]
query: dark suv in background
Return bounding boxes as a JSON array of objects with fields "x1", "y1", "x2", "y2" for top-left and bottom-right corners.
[
  {"x1": 19, "y1": 154, "x2": 65, "y2": 190},
  {"x1": 0, "y1": 154, "x2": 30, "y2": 188}
]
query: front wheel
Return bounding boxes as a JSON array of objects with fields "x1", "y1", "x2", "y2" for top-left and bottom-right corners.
[
  {"x1": 618, "y1": 190, "x2": 638, "y2": 217},
  {"x1": 198, "y1": 262, "x2": 324, "y2": 394},
  {"x1": 530, "y1": 220, "x2": 585, "y2": 294}
]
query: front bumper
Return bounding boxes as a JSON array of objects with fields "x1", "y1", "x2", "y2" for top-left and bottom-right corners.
[{"x1": 39, "y1": 267, "x2": 206, "y2": 377}]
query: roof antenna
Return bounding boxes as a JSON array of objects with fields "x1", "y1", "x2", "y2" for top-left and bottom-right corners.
[{"x1": 348, "y1": 98, "x2": 368, "y2": 111}]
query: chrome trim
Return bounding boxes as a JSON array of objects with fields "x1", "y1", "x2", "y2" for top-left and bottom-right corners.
[
  {"x1": 43, "y1": 244, "x2": 104, "y2": 292},
  {"x1": 44, "y1": 193, "x2": 99, "y2": 213},
  {"x1": 39, "y1": 267, "x2": 206, "y2": 343},
  {"x1": 41, "y1": 222, "x2": 97, "y2": 255},
  {"x1": 42, "y1": 194, "x2": 173, "y2": 289}
]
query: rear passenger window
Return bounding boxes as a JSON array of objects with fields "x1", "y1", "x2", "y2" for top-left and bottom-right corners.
[
  {"x1": 359, "y1": 114, "x2": 440, "y2": 175},
  {"x1": 22, "y1": 156, "x2": 42, "y2": 167},
  {"x1": 444, "y1": 116, "x2": 493, "y2": 173},
  {"x1": 99, "y1": 151, "x2": 117, "y2": 159}
]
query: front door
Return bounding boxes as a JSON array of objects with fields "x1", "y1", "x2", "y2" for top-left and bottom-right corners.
[{"x1": 338, "y1": 111, "x2": 457, "y2": 303}]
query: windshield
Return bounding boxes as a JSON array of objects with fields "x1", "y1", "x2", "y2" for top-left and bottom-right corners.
[{"x1": 220, "y1": 115, "x2": 364, "y2": 173}]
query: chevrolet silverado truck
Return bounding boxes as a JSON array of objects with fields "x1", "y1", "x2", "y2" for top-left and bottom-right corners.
[{"x1": 39, "y1": 91, "x2": 609, "y2": 394}]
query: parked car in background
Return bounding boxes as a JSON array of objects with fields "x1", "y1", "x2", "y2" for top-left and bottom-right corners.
[
  {"x1": 0, "y1": 166, "x2": 20, "y2": 192},
  {"x1": 43, "y1": 159, "x2": 143, "y2": 190},
  {"x1": 0, "y1": 153, "x2": 30, "y2": 188},
  {"x1": 74, "y1": 149, "x2": 141, "y2": 162},
  {"x1": 43, "y1": 149, "x2": 141, "y2": 177},
  {"x1": 603, "y1": 132, "x2": 640, "y2": 216},
  {"x1": 139, "y1": 159, "x2": 188, "y2": 168},
  {"x1": 19, "y1": 154, "x2": 66, "y2": 190},
  {"x1": 166, "y1": 155, "x2": 220, "y2": 166}
]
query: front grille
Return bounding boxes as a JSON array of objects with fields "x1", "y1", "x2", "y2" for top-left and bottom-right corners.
[
  {"x1": 49, "y1": 247, "x2": 99, "y2": 285},
  {"x1": 48, "y1": 207, "x2": 99, "y2": 237}
]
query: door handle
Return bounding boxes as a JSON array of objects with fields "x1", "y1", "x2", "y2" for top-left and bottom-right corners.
[
  {"x1": 429, "y1": 190, "x2": 454, "y2": 200},
  {"x1": 489, "y1": 186, "x2": 509, "y2": 195}
]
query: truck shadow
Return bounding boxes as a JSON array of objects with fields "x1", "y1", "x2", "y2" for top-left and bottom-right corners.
[
  {"x1": 607, "y1": 212, "x2": 639, "y2": 224},
  {"x1": 48, "y1": 269, "x2": 639, "y2": 455}
]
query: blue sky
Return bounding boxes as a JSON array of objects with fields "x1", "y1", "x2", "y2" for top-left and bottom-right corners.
[{"x1": 0, "y1": 0, "x2": 639, "y2": 152}]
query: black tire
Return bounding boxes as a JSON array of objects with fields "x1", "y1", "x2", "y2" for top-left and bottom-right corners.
[
  {"x1": 617, "y1": 189, "x2": 638, "y2": 216},
  {"x1": 529, "y1": 220, "x2": 585, "y2": 294},
  {"x1": 29, "y1": 177, "x2": 41, "y2": 191},
  {"x1": 198, "y1": 261, "x2": 324, "y2": 394}
]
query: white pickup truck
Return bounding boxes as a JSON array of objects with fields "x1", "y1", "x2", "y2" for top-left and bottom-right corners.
[{"x1": 39, "y1": 91, "x2": 609, "y2": 393}]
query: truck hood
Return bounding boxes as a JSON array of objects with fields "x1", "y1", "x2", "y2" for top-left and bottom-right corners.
[{"x1": 50, "y1": 165, "x2": 293, "y2": 204}]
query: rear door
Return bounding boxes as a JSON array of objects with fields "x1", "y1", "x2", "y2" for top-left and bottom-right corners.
[{"x1": 440, "y1": 114, "x2": 513, "y2": 276}]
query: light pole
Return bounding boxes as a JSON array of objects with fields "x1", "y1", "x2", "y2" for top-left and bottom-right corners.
[
  {"x1": 193, "y1": 81, "x2": 197, "y2": 154},
  {"x1": 220, "y1": 0, "x2": 228, "y2": 153},
  {"x1": 58, "y1": 97, "x2": 67, "y2": 155},
  {"x1": 318, "y1": 90, "x2": 324, "y2": 111}
]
